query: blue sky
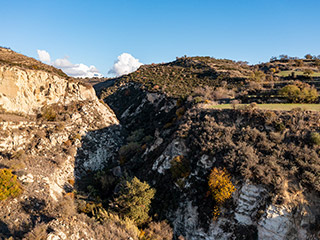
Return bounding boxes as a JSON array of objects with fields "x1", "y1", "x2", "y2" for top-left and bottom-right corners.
[{"x1": 2, "y1": 0, "x2": 320, "y2": 77}]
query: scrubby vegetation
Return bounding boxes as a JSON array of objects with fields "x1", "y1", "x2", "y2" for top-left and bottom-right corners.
[
  {"x1": 249, "y1": 70, "x2": 266, "y2": 82},
  {"x1": 3, "y1": 48, "x2": 320, "y2": 239},
  {"x1": 208, "y1": 168, "x2": 235, "y2": 219},
  {"x1": 142, "y1": 221, "x2": 173, "y2": 240},
  {"x1": 90, "y1": 53, "x2": 320, "y2": 238},
  {"x1": 100, "y1": 56, "x2": 251, "y2": 99},
  {"x1": 40, "y1": 105, "x2": 57, "y2": 121},
  {"x1": 99, "y1": 54, "x2": 320, "y2": 106},
  {"x1": 119, "y1": 142, "x2": 142, "y2": 164},
  {"x1": 170, "y1": 155, "x2": 190, "y2": 180},
  {"x1": 74, "y1": 174, "x2": 173, "y2": 239},
  {"x1": 179, "y1": 108, "x2": 320, "y2": 197},
  {"x1": 279, "y1": 81, "x2": 319, "y2": 103},
  {"x1": 0, "y1": 168, "x2": 22, "y2": 201},
  {"x1": 310, "y1": 132, "x2": 320, "y2": 145},
  {"x1": 119, "y1": 129, "x2": 153, "y2": 164}
]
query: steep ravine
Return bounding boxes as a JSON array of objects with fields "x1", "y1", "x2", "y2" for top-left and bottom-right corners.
[
  {"x1": 99, "y1": 81, "x2": 320, "y2": 240},
  {"x1": 1, "y1": 47, "x2": 320, "y2": 239}
]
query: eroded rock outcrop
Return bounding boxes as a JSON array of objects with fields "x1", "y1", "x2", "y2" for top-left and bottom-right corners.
[
  {"x1": 0, "y1": 49, "x2": 123, "y2": 239},
  {"x1": 0, "y1": 65, "x2": 96, "y2": 115}
]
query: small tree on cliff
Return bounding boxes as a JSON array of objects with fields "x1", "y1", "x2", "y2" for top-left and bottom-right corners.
[{"x1": 112, "y1": 177, "x2": 155, "y2": 226}]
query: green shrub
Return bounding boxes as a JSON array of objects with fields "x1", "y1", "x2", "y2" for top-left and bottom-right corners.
[
  {"x1": 279, "y1": 82, "x2": 319, "y2": 103},
  {"x1": 275, "y1": 121, "x2": 285, "y2": 132},
  {"x1": 305, "y1": 54, "x2": 313, "y2": 60},
  {"x1": 300, "y1": 87, "x2": 318, "y2": 102},
  {"x1": 170, "y1": 155, "x2": 190, "y2": 180},
  {"x1": 295, "y1": 59, "x2": 304, "y2": 67},
  {"x1": 279, "y1": 85, "x2": 300, "y2": 102},
  {"x1": 127, "y1": 129, "x2": 145, "y2": 143},
  {"x1": 41, "y1": 106, "x2": 57, "y2": 121},
  {"x1": 112, "y1": 177, "x2": 155, "y2": 226},
  {"x1": 119, "y1": 142, "x2": 141, "y2": 163},
  {"x1": 0, "y1": 168, "x2": 22, "y2": 201},
  {"x1": 310, "y1": 132, "x2": 320, "y2": 145},
  {"x1": 193, "y1": 96, "x2": 204, "y2": 104},
  {"x1": 249, "y1": 70, "x2": 266, "y2": 82},
  {"x1": 142, "y1": 135, "x2": 153, "y2": 144}
]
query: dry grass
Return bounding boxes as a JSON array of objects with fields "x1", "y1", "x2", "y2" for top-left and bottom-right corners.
[
  {"x1": 277, "y1": 70, "x2": 320, "y2": 77},
  {"x1": 208, "y1": 103, "x2": 320, "y2": 111},
  {"x1": 0, "y1": 47, "x2": 68, "y2": 78}
]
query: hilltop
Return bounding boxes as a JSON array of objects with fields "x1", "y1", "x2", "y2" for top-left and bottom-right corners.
[
  {"x1": 96, "y1": 56, "x2": 252, "y2": 99},
  {"x1": 96, "y1": 55, "x2": 320, "y2": 106},
  {"x1": 0, "y1": 47, "x2": 68, "y2": 78}
]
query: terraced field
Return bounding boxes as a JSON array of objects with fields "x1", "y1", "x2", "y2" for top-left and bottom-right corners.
[
  {"x1": 208, "y1": 103, "x2": 320, "y2": 111},
  {"x1": 277, "y1": 70, "x2": 320, "y2": 77}
]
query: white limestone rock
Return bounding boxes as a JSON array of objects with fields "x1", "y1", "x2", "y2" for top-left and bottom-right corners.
[
  {"x1": 235, "y1": 183, "x2": 267, "y2": 225},
  {"x1": 152, "y1": 139, "x2": 188, "y2": 174},
  {"x1": 258, "y1": 205, "x2": 293, "y2": 240}
]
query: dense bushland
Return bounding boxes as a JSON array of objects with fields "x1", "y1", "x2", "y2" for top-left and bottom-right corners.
[{"x1": 179, "y1": 108, "x2": 320, "y2": 199}]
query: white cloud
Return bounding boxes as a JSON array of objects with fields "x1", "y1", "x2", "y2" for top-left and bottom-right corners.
[
  {"x1": 37, "y1": 49, "x2": 103, "y2": 78},
  {"x1": 109, "y1": 53, "x2": 143, "y2": 76},
  {"x1": 37, "y1": 50, "x2": 51, "y2": 63},
  {"x1": 53, "y1": 57, "x2": 102, "y2": 78}
]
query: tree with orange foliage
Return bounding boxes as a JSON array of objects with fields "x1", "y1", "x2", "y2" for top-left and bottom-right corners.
[{"x1": 208, "y1": 167, "x2": 235, "y2": 219}]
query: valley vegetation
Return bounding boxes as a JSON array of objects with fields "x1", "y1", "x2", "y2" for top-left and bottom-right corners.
[{"x1": 1, "y1": 47, "x2": 320, "y2": 239}]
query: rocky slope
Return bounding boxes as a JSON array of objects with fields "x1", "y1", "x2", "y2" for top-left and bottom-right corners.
[
  {"x1": 98, "y1": 79, "x2": 320, "y2": 240},
  {"x1": 0, "y1": 48, "x2": 125, "y2": 239},
  {"x1": 0, "y1": 48, "x2": 98, "y2": 115}
]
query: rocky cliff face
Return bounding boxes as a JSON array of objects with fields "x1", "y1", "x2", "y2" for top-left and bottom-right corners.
[
  {"x1": 0, "y1": 65, "x2": 97, "y2": 115},
  {"x1": 0, "y1": 50, "x2": 125, "y2": 239},
  {"x1": 0, "y1": 113, "x2": 122, "y2": 238}
]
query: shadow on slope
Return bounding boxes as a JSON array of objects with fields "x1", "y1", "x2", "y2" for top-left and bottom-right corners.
[{"x1": 73, "y1": 124, "x2": 123, "y2": 194}]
